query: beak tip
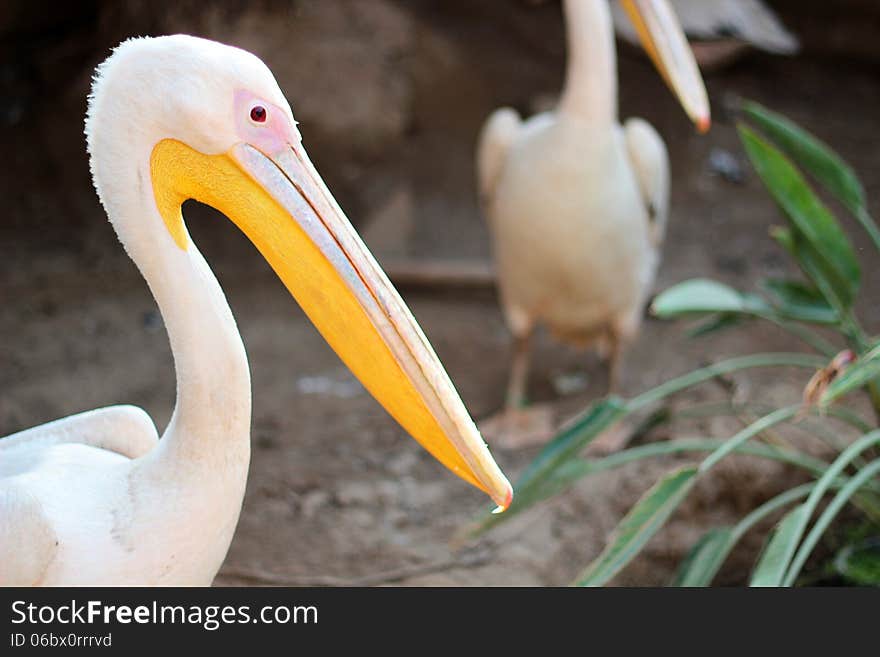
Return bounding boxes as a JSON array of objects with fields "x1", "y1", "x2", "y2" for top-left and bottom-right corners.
[
  {"x1": 696, "y1": 115, "x2": 711, "y2": 134},
  {"x1": 492, "y1": 482, "x2": 514, "y2": 513}
]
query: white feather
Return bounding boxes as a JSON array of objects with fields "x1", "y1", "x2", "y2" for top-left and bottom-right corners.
[{"x1": 612, "y1": 0, "x2": 800, "y2": 54}]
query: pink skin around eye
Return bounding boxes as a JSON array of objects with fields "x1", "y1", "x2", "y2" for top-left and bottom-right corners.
[{"x1": 233, "y1": 89, "x2": 300, "y2": 158}]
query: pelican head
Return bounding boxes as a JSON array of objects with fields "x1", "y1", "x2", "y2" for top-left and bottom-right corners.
[
  {"x1": 619, "y1": 0, "x2": 711, "y2": 131},
  {"x1": 86, "y1": 35, "x2": 512, "y2": 510}
]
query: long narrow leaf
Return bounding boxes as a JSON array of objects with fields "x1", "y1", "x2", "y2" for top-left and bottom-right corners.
[
  {"x1": 651, "y1": 278, "x2": 836, "y2": 335},
  {"x1": 785, "y1": 459, "x2": 880, "y2": 585},
  {"x1": 552, "y1": 439, "x2": 828, "y2": 491},
  {"x1": 655, "y1": 279, "x2": 835, "y2": 353},
  {"x1": 752, "y1": 430, "x2": 880, "y2": 586},
  {"x1": 468, "y1": 354, "x2": 826, "y2": 538},
  {"x1": 771, "y1": 227, "x2": 852, "y2": 319},
  {"x1": 700, "y1": 406, "x2": 800, "y2": 472},
  {"x1": 463, "y1": 397, "x2": 627, "y2": 538},
  {"x1": 628, "y1": 353, "x2": 825, "y2": 411},
  {"x1": 574, "y1": 466, "x2": 697, "y2": 587},
  {"x1": 740, "y1": 125, "x2": 860, "y2": 309},
  {"x1": 762, "y1": 278, "x2": 838, "y2": 325},
  {"x1": 652, "y1": 279, "x2": 770, "y2": 317},
  {"x1": 672, "y1": 528, "x2": 734, "y2": 587},
  {"x1": 674, "y1": 483, "x2": 814, "y2": 587},
  {"x1": 741, "y1": 101, "x2": 868, "y2": 217},
  {"x1": 516, "y1": 396, "x2": 628, "y2": 490},
  {"x1": 750, "y1": 507, "x2": 809, "y2": 587},
  {"x1": 742, "y1": 101, "x2": 880, "y2": 254}
]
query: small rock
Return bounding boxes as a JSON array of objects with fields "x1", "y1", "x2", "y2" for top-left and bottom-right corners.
[
  {"x1": 707, "y1": 148, "x2": 746, "y2": 185},
  {"x1": 295, "y1": 374, "x2": 363, "y2": 399},
  {"x1": 551, "y1": 371, "x2": 589, "y2": 396},
  {"x1": 142, "y1": 310, "x2": 163, "y2": 331}
]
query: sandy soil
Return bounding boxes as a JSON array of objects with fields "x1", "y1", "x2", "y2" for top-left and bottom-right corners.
[{"x1": 2, "y1": 2, "x2": 879, "y2": 586}]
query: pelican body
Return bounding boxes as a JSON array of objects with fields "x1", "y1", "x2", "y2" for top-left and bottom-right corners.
[
  {"x1": 0, "y1": 36, "x2": 511, "y2": 586},
  {"x1": 478, "y1": 0, "x2": 709, "y2": 446}
]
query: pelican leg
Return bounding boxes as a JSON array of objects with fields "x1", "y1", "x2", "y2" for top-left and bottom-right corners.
[
  {"x1": 589, "y1": 323, "x2": 637, "y2": 456},
  {"x1": 480, "y1": 327, "x2": 555, "y2": 449},
  {"x1": 606, "y1": 330, "x2": 624, "y2": 395},
  {"x1": 505, "y1": 330, "x2": 533, "y2": 410}
]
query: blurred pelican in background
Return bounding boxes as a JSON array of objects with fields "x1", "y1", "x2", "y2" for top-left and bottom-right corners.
[
  {"x1": 0, "y1": 35, "x2": 511, "y2": 586},
  {"x1": 477, "y1": 0, "x2": 709, "y2": 447},
  {"x1": 611, "y1": 0, "x2": 799, "y2": 69}
]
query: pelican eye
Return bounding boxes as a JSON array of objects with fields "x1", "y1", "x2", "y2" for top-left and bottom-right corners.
[{"x1": 249, "y1": 105, "x2": 267, "y2": 123}]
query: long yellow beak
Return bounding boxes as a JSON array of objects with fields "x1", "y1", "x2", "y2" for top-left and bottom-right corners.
[
  {"x1": 151, "y1": 137, "x2": 513, "y2": 510},
  {"x1": 621, "y1": 0, "x2": 711, "y2": 132}
]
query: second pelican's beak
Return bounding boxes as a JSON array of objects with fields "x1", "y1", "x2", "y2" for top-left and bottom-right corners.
[
  {"x1": 621, "y1": 0, "x2": 711, "y2": 132},
  {"x1": 150, "y1": 137, "x2": 513, "y2": 510}
]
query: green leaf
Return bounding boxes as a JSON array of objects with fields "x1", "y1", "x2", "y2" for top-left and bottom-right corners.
[
  {"x1": 551, "y1": 439, "x2": 829, "y2": 492},
  {"x1": 785, "y1": 458, "x2": 880, "y2": 585},
  {"x1": 751, "y1": 506, "x2": 809, "y2": 587},
  {"x1": 739, "y1": 125, "x2": 860, "y2": 309},
  {"x1": 574, "y1": 466, "x2": 697, "y2": 587},
  {"x1": 741, "y1": 101, "x2": 868, "y2": 217},
  {"x1": 516, "y1": 396, "x2": 628, "y2": 491},
  {"x1": 464, "y1": 397, "x2": 628, "y2": 538},
  {"x1": 743, "y1": 100, "x2": 880, "y2": 254},
  {"x1": 653, "y1": 279, "x2": 837, "y2": 354},
  {"x1": 834, "y1": 539, "x2": 880, "y2": 586},
  {"x1": 672, "y1": 527, "x2": 734, "y2": 587},
  {"x1": 467, "y1": 354, "x2": 827, "y2": 539},
  {"x1": 675, "y1": 483, "x2": 821, "y2": 588},
  {"x1": 629, "y1": 353, "x2": 825, "y2": 411},
  {"x1": 770, "y1": 227, "x2": 854, "y2": 317},
  {"x1": 762, "y1": 278, "x2": 838, "y2": 325},
  {"x1": 821, "y1": 347, "x2": 880, "y2": 408},
  {"x1": 652, "y1": 279, "x2": 769, "y2": 318},
  {"x1": 700, "y1": 406, "x2": 800, "y2": 473},
  {"x1": 753, "y1": 431, "x2": 880, "y2": 586}
]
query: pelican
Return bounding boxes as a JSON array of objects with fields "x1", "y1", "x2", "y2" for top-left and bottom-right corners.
[
  {"x1": 0, "y1": 35, "x2": 511, "y2": 586},
  {"x1": 611, "y1": 0, "x2": 799, "y2": 69},
  {"x1": 477, "y1": 0, "x2": 709, "y2": 447}
]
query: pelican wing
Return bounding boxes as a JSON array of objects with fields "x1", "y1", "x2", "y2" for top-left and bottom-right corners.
[
  {"x1": 476, "y1": 107, "x2": 523, "y2": 210},
  {"x1": 624, "y1": 118, "x2": 670, "y2": 248},
  {"x1": 0, "y1": 406, "x2": 159, "y2": 584},
  {"x1": 0, "y1": 405, "x2": 159, "y2": 462},
  {"x1": 0, "y1": 485, "x2": 58, "y2": 585},
  {"x1": 613, "y1": 0, "x2": 799, "y2": 54}
]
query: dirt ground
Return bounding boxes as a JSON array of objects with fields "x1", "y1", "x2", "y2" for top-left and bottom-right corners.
[{"x1": 2, "y1": 1, "x2": 879, "y2": 586}]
